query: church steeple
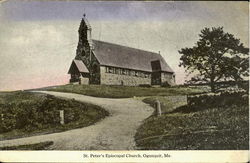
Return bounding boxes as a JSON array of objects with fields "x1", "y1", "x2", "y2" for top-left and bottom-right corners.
[
  {"x1": 75, "y1": 14, "x2": 94, "y2": 65},
  {"x1": 78, "y1": 13, "x2": 93, "y2": 48}
]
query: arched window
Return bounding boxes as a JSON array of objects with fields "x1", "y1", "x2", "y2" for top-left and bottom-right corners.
[{"x1": 92, "y1": 64, "x2": 98, "y2": 74}]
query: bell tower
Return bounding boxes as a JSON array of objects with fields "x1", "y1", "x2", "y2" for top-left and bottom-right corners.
[
  {"x1": 75, "y1": 14, "x2": 93, "y2": 63},
  {"x1": 78, "y1": 14, "x2": 92, "y2": 47},
  {"x1": 74, "y1": 14, "x2": 100, "y2": 85},
  {"x1": 82, "y1": 14, "x2": 93, "y2": 47}
]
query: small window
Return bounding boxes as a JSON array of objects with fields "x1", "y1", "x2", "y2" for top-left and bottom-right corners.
[
  {"x1": 92, "y1": 64, "x2": 98, "y2": 74},
  {"x1": 112, "y1": 67, "x2": 115, "y2": 74},
  {"x1": 138, "y1": 72, "x2": 141, "y2": 77},
  {"x1": 117, "y1": 68, "x2": 120, "y2": 75},
  {"x1": 122, "y1": 69, "x2": 126, "y2": 75},
  {"x1": 105, "y1": 67, "x2": 109, "y2": 73},
  {"x1": 108, "y1": 67, "x2": 113, "y2": 73},
  {"x1": 126, "y1": 69, "x2": 129, "y2": 75},
  {"x1": 131, "y1": 70, "x2": 135, "y2": 76}
]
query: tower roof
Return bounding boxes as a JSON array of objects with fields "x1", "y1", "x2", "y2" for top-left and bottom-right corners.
[{"x1": 82, "y1": 13, "x2": 91, "y2": 29}]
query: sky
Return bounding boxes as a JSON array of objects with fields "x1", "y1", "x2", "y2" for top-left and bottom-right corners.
[{"x1": 0, "y1": 0, "x2": 249, "y2": 91}]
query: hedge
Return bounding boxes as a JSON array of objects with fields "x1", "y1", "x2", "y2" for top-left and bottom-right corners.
[
  {"x1": 187, "y1": 90, "x2": 248, "y2": 108},
  {"x1": 0, "y1": 94, "x2": 108, "y2": 133}
]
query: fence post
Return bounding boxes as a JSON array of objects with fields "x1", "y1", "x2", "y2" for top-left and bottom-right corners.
[
  {"x1": 155, "y1": 100, "x2": 161, "y2": 116},
  {"x1": 59, "y1": 110, "x2": 64, "y2": 125}
]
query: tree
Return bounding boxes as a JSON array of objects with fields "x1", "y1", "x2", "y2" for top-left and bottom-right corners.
[{"x1": 179, "y1": 27, "x2": 249, "y2": 92}]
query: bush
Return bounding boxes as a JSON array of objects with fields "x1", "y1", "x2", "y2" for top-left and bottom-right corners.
[
  {"x1": 0, "y1": 93, "x2": 108, "y2": 134},
  {"x1": 187, "y1": 90, "x2": 248, "y2": 109},
  {"x1": 0, "y1": 104, "x2": 17, "y2": 133}
]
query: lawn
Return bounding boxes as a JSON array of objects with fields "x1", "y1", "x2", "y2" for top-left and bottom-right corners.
[
  {"x1": 41, "y1": 84, "x2": 205, "y2": 98},
  {"x1": 0, "y1": 91, "x2": 109, "y2": 141},
  {"x1": 135, "y1": 96, "x2": 249, "y2": 150},
  {"x1": 142, "y1": 96, "x2": 187, "y2": 114}
]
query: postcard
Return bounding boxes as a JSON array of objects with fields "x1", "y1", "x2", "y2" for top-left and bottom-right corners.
[{"x1": 0, "y1": 0, "x2": 249, "y2": 162}]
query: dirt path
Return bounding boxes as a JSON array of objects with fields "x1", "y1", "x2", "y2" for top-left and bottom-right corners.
[{"x1": 0, "y1": 91, "x2": 154, "y2": 150}]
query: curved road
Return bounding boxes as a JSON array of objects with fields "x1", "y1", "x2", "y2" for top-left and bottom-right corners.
[{"x1": 0, "y1": 91, "x2": 154, "y2": 150}]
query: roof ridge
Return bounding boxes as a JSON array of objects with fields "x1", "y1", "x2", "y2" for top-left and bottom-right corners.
[
  {"x1": 92, "y1": 39, "x2": 160, "y2": 56},
  {"x1": 91, "y1": 39, "x2": 174, "y2": 73}
]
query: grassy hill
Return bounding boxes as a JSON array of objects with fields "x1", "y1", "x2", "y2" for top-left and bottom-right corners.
[
  {"x1": 136, "y1": 95, "x2": 249, "y2": 150},
  {"x1": 41, "y1": 84, "x2": 205, "y2": 98},
  {"x1": 0, "y1": 91, "x2": 109, "y2": 141}
]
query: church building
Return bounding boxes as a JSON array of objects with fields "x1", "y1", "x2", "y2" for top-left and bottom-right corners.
[{"x1": 68, "y1": 15, "x2": 176, "y2": 86}]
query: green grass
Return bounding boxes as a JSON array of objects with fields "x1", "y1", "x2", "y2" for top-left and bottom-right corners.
[
  {"x1": 0, "y1": 91, "x2": 43, "y2": 104},
  {"x1": 136, "y1": 97, "x2": 249, "y2": 150},
  {"x1": 0, "y1": 91, "x2": 109, "y2": 140},
  {"x1": 0, "y1": 141, "x2": 53, "y2": 150},
  {"x1": 142, "y1": 96, "x2": 187, "y2": 114},
  {"x1": 42, "y1": 84, "x2": 205, "y2": 98}
]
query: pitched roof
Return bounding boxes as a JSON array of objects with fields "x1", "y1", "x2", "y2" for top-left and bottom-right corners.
[
  {"x1": 92, "y1": 40, "x2": 174, "y2": 73},
  {"x1": 68, "y1": 59, "x2": 89, "y2": 74},
  {"x1": 82, "y1": 17, "x2": 91, "y2": 29}
]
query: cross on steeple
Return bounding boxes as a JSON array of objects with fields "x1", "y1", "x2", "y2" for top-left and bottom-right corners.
[{"x1": 83, "y1": 13, "x2": 86, "y2": 18}]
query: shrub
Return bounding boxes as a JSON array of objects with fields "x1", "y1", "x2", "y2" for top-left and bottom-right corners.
[
  {"x1": 0, "y1": 114, "x2": 16, "y2": 133},
  {"x1": 187, "y1": 90, "x2": 248, "y2": 109},
  {"x1": 0, "y1": 93, "x2": 108, "y2": 134},
  {"x1": 0, "y1": 104, "x2": 17, "y2": 132}
]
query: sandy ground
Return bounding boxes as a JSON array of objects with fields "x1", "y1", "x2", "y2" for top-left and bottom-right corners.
[{"x1": 0, "y1": 91, "x2": 154, "y2": 150}]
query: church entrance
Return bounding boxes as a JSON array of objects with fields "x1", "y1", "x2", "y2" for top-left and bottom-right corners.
[
  {"x1": 151, "y1": 60, "x2": 162, "y2": 85},
  {"x1": 151, "y1": 72, "x2": 161, "y2": 85}
]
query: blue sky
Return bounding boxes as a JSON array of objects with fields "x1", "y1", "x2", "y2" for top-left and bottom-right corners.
[
  {"x1": 3, "y1": 1, "x2": 218, "y2": 21},
  {"x1": 0, "y1": 1, "x2": 248, "y2": 91}
]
